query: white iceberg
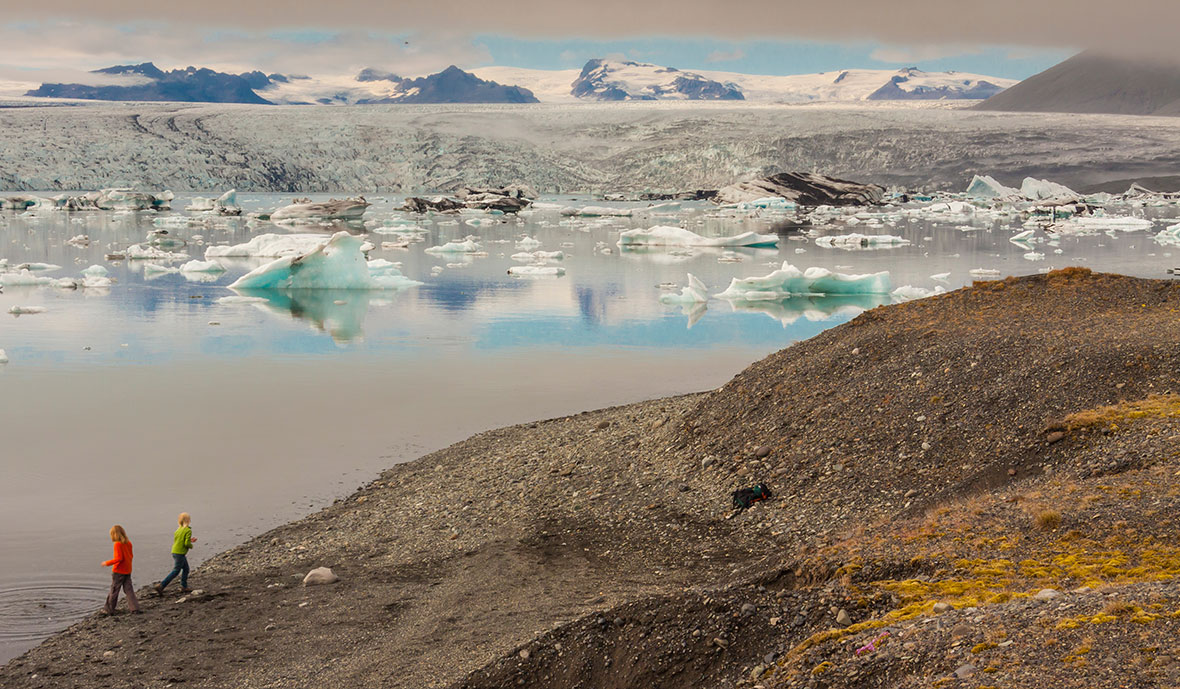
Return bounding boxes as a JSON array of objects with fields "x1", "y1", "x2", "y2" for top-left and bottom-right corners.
[
  {"x1": 186, "y1": 190, "x2": 241, "y2": 215},
  {"x1": 81, "y1": 265, "x2": 109, "y2": 279},
  {"x1": 715, "y1": 262, "x2": 891, "y2": 300},
  {"x1": 14, "y1": 262, "x2": 61, "y2": 272},
  {"x1": 425, "y1": 239, "x2": 482, "y2": 254},
  {"x1": 618, "y1": 226, "x2": 778, "y2": 248},
  {"x1": 659, "y1": 273, "x2": 709, "y2": 304},
  {"x1": 891, "y1": 285, "x2": 946, "y2": 302},
  {"x1": 969, "y1": 268, "x2": 1003, "y2": 278},
  {"x1": 0, "y1": 270, "x2": 56, "y2": 286},
  {"x1": 1020, "y1": 177, "x2": 1076, "y2": 201},
  {"x1": 734, "y1": 196, "x2": 797, "y2": 211},
  {"x1": 510, "y1": 250, "x2": 564, "y2": 262},
  {"x1": 125, "y1": 244, "x2": 188, "y2": 261},
  {"x1": 814, "y1": 233, "x2": 910, "y2": 249},
  {"x1": 228, "y1": 232, "x2": 422, "y2": 290},
  {"x1": 507, "y1": 265, "x2": 565, "y2": 277},
  {"x1": 206, "y1": 234, "x2": 372, "y2": 259},
  {"x1": 1051, "y1": 216, "x2": 1154, "y2": 234},
  {"x1": 516, "y1": 236, "x2": 543, "y2": 250},
  {"x1": 561, "y1": 206, "x2": 633, "y2": 217},
  {"x1": 930, "y1": 272, "x2": 951, "y2": 281},
  {"x1": 0, "y1": 349, "x2": 7, "y2": 364},
  {"x1": 179, "y1": 260, "x2": 226, "y2": 274},
  {"x1": 8, "y1": 305, "x2": 46, "y2": 315},
  {"x1": 965, "y1": 175, "x2": 1020, "y2": 201},
  {"x1": 143, "y1": 263, "x2": 180, "y2": 275}
]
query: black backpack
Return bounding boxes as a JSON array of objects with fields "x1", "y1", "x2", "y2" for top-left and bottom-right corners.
[{"x1": 732, "y1": 483, "x2": 772, "y2": 511}]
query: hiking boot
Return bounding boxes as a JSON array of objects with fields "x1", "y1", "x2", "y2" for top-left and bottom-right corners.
[
  {"x1": 180, "y1": 587, "x2": 193, "y2": 594},
  {"x1": 153, "y1": 583, "x2": 164, "y2": 597},
  {"x1": 130, "y1": 610, "x2": 143, "y2": 615}
]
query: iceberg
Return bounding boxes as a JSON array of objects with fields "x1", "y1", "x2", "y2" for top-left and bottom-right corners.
[
  {"x1": 814, "y1": 233, "x2": 910, "y2": 249},
  {"x1": 143, "y1": 263, "x2": 180, "y2": 275},
  {"x1": 1155, "y1": 223, "x2": 1180, "y2": 246},
  {"x1": 186, "y1": 190, "x2": 242, "y2": 216},
  {"x1": 561, "y1": 206, "x2": 633, "y2": 217},
  {"x1": 734, "y1": 196, "x2": 797, "y2": 211},
  {"x1": 8, "y1": 305, "x2": 47, "y2": 315},
  {"x1": 206, "y1": 234, "x2": 372, "y2": 259},
  {"x1": 618, "y1": 226, "x2": 778, "y2": 248},
  {"x1": 270, "y1": 196, "x2": 369, "y2": 221},
  {"x1": 659, "y1": 273, "x2": 709, "y2": 304},
  {"x1": 81, "y1": 265, "x2": 109, "y2": 279},
  {"x1": 1050, "y1": 216, "x2": 1154, "y2": 234},
  {"x1": 965, "y1": 175, "x2": 1020, "y2": 201},
  {"x1": 13, "y1": 262, "x2": 61, "y2": 272},
  {"x1": 0, "y1": 349, "x2": 7, "y2": 364},
  {"x1": 0, "y1": 270, "x2": 56, "y2": 286},
  {"x1": 715, "y1": 262, "x2": 891, "y2": 300},
  {"x1": 179, "y1": 260, "x2": 226, "y2": 273},
  {"x1": 510, "y1": 250, "x2": 564, "y2": 262},
  {"x1": 969, "y1": 268, "x2": 1003, "y2": 278},
  {"x1": 891, "y1": 285, "x2": 946, "y2": 302},
  {"x1": 228, "y1": 232, "x2": 422, "y2": 290},
  {"x1": 1020, "y1": 177, "x2": 1076, "y2": 201},
  {"x1": 425, "y1": 239, "x2": 482, "y2": 254},
  {"x1": 125, "y1": 244, "x2": 188, "y2": 261},
  {"x1": 507, "y1": 265, "x2": 565, "y2": 277},
  {"x1": 516, "y1": 236, "x2": 543, "y2": 250}
]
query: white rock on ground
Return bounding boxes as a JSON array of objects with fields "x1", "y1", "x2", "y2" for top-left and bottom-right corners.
[{"x1": 302, "y1": 567, "x2": 339, "y2": 586}]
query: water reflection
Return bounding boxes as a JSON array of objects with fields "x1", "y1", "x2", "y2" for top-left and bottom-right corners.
[
  {"x1": 720, "y1": 294, "x2": 889, "y2": 327},
  {"x1": 232, "y1": 288, "x2": 381, "y2": 343}
]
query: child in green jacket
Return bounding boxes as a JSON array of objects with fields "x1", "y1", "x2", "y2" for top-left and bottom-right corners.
[{"x1": 154, "y1": 512, "x2": 197, "y2": 595}]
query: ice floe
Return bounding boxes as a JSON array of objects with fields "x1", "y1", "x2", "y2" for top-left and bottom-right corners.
[
  {"x1": 227, "y1": 232, "x2": 422, "y2": 290},
  {"x1": 965, "y1": 175, "x2": 1021, "y2": 201},
  {"x1": 425, "y1": 239, "x2": 482, "y2": 254},
  {"x1": 891, "y1": 285, "x2": 946, "y2": 302},
  {"x1": 179, "y1": 260, "x2": 226, "y2": 274},
  {"x1": 617, "y1": 226, "x2": 778, "y2": 248},
  {"x1": 125, "y1": 244, "x2": 188, "y2": 261},
  {"x1": 8, "y1": 305, "x2": 46, "y2": 315},
  {"x1": 270, "y1": 196, "x2": 369, "y2": 221},
  {"x1": 510, "y1": 250, "x2": 564, "y2": 262},
  {"x1": 507, "y1": 265, "x2": 565, "y2": 277},
  {"x1": 814, "y1": 233, "x2": 911, "y2": 249},
  {"x1": 206, "y1": 234, "x2": 373, "y2": 259}
]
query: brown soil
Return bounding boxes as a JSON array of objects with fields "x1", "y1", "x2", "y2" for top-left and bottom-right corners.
[{"x1": 3, "y1": 268, "x2": 1180, "y2": 689}]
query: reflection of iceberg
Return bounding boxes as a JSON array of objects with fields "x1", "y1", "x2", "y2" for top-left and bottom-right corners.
[
  {"x1": 715, "y1": 262, "x2": 891, "y2": 300},
  {"x1": 229, "y1": 232, "x2": 422, "y2": 290},
  {"x1": 724, "y1": 294, "x2": 886, "y2": 327},
  {"x1": 230, "y1": 288, "x2": 374, "y2": 343},
  {"x1": 618, "y1": 226, "x2": 778, "y2": 248}
]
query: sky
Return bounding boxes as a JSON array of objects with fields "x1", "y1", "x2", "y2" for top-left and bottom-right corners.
[{"x1": 5, "y1": 0, "x2": 1175, "y2": 89}]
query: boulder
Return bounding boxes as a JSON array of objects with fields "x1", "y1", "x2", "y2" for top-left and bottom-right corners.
[
  {"x1": 302, "y1": 566, "x2": 339, "y2": 586},
  {"x1": 713, "y1": 172, "x2": 885, "y2": 207}
]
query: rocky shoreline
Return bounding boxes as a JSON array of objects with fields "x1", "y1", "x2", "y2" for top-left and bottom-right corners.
[{"x1": 4, "y1": 268, "x2": 1180, "y2": 688}]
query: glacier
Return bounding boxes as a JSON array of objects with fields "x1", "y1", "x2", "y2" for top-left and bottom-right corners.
[{"x1": 228, "y1": 232, "x2": 422, "y2": 290}]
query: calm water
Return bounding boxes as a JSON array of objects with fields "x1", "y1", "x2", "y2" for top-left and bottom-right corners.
[{"x1": 1, "y1": 192, "x2": 1177, "y2": 661}]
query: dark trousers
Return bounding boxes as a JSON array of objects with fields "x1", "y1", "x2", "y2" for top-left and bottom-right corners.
[
  {"x1": 104, "y1": 572, "x2": 139, "y2": 613},
  {"x1": 160, "y1": 553, "x2": 189, "y2": 590}
]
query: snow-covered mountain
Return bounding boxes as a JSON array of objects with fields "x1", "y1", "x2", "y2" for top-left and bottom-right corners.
[
  {"x1": 569, "y1": 59, "x2": 744, "y2": 101},
  {"x1": 22, "y1": 60, "x2": 1014, "y2": 106},
  {"x1": 474, "y1": 64, "x2": 1015, "y2": 103}
]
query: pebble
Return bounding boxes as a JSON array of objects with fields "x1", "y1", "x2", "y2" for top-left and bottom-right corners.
[
  {"x1": 741, "y1": 603, "x2": 756, "y2": 615},
  {"x1": 904, "y1": 489, "x2": 918, "y2": 499},
  {"x1": 102, "y1": 651, "x2": 115, "y2": 658},
  {"x1": 702, "y1": 456, "x2": 716, "y2": 469},
  {"x1": 836, "y1": 608, "x2": 851, "y2": 626},
  {"x1": 518, "y1": 649, "x2": 529, "y2": 659},
  {"x1": 595, "y1": 420, "x2": 611, "y2": 430},
  {"x1": 1046, "y1": 431, "x2": 1065, "y2": 443},
  {"x1": 954, "y1": 663, "x2": 976, "y2": 679},
  {"x1": 754, "y1": 445, "x2": 771, "y2": 458},
  {"x1": 1034, "y1": 588, "x2": 1061, "y2": 601},
  {"x1": 933, "y1": 602, "x2": 951, "y2": 613}
]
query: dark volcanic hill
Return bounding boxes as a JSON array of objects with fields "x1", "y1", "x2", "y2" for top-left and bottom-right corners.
[
  {"x1": 360, "y1": 66, "x2": 539, "y2": 104},
  {"x1": 26, "y1": 63, "x2": 274, "y2": 104},
  {"x1": 975, "y1": 51, "x2": 1180, "y2": 116}
]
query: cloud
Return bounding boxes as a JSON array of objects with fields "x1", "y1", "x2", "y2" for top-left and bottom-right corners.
[
  {"x1": 869, "y1": 44, "x2": 982, "y2": 64},
  {"x1": 706, "y1": 48, "x2": 746, "y2": 63},
  {"x1": 0, "y1": 67, "x2": 152, "y2": 87},
  {"x1": 3, "y1": 1, "x2": 1180, "y2": 58}
]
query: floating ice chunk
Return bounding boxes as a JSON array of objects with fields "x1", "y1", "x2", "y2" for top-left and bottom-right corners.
[
  {"x1": 270, "y1": 196, "x2": 369, "y2": 221},
  {"x1": 516, "y1": 236, "x2": 543, "y2": 250},
  {"x1": 143, "y1": 263, "x2": 180, "y2": 275},
  {"x1": 425, "y1": 239, "x2": 482, "y2": 254},
  {"x1": 14, "y1": 262, "x2": 61, "y2": 272},
  {"x1": 1023, "y1": 252, "x2": 1045, "y2": 261},
  {"x1": 1009, "y1": 229, "x2": 1036, "y2": 244},
  {"x1": 815, "y1": 233, "x2": 910, "y2": 249},
  {"x1": 511, "y1": 250, "x2": 564, "y2": 262},
  {"x1": 969, "y1": 268, "x2": 1003, "y2": 278},
  {"x1": 82, "y1": 276, "x2": 113, "y2": 288},
  {"x1": 54, "y1": 278, "x2": 78, "y2": 289},
  {"x1": 930, "y1": 272, "x2": 951, "y2": 281},
  {"x1": 81, "y1": 265, "x2": 109, "y2": 279},
  {"x1": 0, "y1": 270, "x2": 55, "y2": 286},
  {"x1": 8, "y1": 305, "x2": 46, "y2": 315},
  {"x1": 205, "y1": 234, "x2": 371, "y2": 259},
  {"x1": 891, "y1": 285, "x2": 946, "y2": 302},
  {"x1": 1051, "y1": 216, "x2": 1154, "y2": 234},
  {"x1": 217, "y1": 295, "x2": 270, "y2": 304},
  {"x1": 659, "y1": 273, "x2": 708, "y2": 304},
  {"x1": 715, "y1": 262, "x2": 891, "y2": 300},
  {"x1": 734, "y1": 196, "x2": 797, "y2": 211},
  {"x1": 561, "y1": 206, "x2": 633, "y2": 217},
  {"x1": 618, "y1": 226, "x2": 778, "y2": 248},
  {"x1": 965, "y1": 175, "x2": 1020, "y2": 201},
  {"x1": 464, "y1": 217, "x2": 500, "y2": 227},
  {"x1": 66, "y1": 234, "x2": 90, "y2": 247},
  {"x1": 179, "y1": 260, "x2": 226, "y2": 273},
  {"x1": 0, "y1": 349, "x2": 7, "y2": 364},
  {"x1": 1020, "y1": 177, "x2": 1076, "y2": 201},
  {"x1": 507, "y1": 265, "x2": 565, "y2": 277},
  {"x1": 1155, "y1": 223, "x2": 1180, "y2": 246},
  {"x1": 228, "y1": 232, "x2": 421, "y2": 290},
  {"x1": 125, "y1": 244, "x2": 188, "y2": 261}
]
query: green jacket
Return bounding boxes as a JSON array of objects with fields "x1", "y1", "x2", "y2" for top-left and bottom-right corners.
[{"x1": 172, "y1": 525, "x2": 193, "y2": 555}]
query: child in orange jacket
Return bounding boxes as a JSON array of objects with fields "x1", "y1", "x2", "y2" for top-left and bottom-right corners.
[{"x1": 101, "y1": 525, "x2": 140, "y2": 615}]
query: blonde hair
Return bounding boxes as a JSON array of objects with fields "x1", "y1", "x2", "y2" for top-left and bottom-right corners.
[
  {"x1": 178, "y1": 512, "x2": 191, "y2": 526},
  {"x1": 109, "y1": 525, "x2": 129, "y2": 543}
]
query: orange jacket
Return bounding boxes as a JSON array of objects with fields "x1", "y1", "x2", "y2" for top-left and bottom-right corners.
[{"x1": 103, "y1": 541, "x2": 133, "y2": 575}]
